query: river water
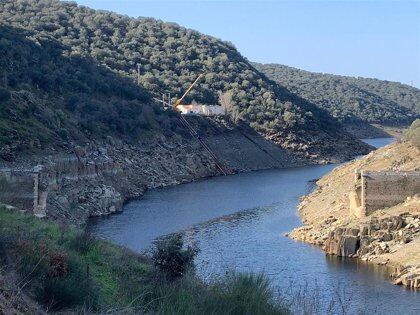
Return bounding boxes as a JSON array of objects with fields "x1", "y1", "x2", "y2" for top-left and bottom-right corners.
[{"x1": 88, "y1": 138, "x2": 419, "y2": 314}]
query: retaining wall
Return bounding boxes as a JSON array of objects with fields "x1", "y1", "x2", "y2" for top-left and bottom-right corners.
[
  {"x1": 350, "y1": 171, "x2": 420, "y2": 218},
  {"x1": 362, "y1": 171, "x2": 420, "y2": 215},
  {"x1": 0, "y1": 167, "x2": 48, "y2": 217}
]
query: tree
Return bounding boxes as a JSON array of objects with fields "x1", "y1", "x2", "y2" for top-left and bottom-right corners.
[{"x1": 219, "y1": 90, "x2": 240, "y2": 122}]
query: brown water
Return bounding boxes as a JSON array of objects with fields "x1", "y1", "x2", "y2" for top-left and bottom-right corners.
[{"x1": 88, "y1": 138, "x2": 420, "y2": 314}]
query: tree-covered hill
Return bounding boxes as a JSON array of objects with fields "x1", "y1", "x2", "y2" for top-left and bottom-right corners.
[
  {"x1": 0, "y1": 24, "x2": 183, "y2": 155},
  {"x1": 0, "y1": 0, "x2": 369, "y2": 161},
  {"x1": 254, "y1": 63, "x2": 420, "y2": 126}
]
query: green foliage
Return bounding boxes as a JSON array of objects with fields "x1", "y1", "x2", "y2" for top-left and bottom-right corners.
[
  {"x1": 0, "y1": 23, "x2": 179, "y2": 150},
  {"x1": 0, "y1": 210, "x2": 98, "y2": 310},
  {"x1": 0, "y1": 0, "x2": 351, "y2": 156},
  {"x1": 0, "y1": 206, "x2": 289, "y2": 314},
  {"x1": 254, "y1": 63, "x2": 420, "y2": 125},
  {"x1": 152, "y1": 234, "x2": 198, "y2": 279},
  {"x1": 216, "y1": 273, "x2": 286, "y2": 315},
  {"x1": 144, "y1": 273, "x2": 288, "y2": 315}
]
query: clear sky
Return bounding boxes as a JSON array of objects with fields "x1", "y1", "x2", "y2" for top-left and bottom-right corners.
[{"x1": 75, "y1": 0, "x2": 420, "y2": 87}]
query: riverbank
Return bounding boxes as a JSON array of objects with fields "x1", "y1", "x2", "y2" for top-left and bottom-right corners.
[
  {"x1": 0, "y1": 205, "x2": 291, "y2": 313},
  {"x1": 0, "y1": 117, "x2": 371, "y2": 226},
  {"x1": 88, "y1": 136, "x2": 420, "y2": 314},
  {"x1": 289, "y1": 124, "x2": 420, "y2": 289}
]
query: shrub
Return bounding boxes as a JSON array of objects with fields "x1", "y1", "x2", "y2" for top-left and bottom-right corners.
[
  {"x1": 215, "y1": 273, "x2": 288, "y2": 315},
  {"x1": 143, "y1": 272, "x2": 288, "y2": 314},
  {"x1": 37, "y1": 253, "x2": 98, "y2": 311},
  {"x1": 69, "y1": 229, "x2": 95, "y2": 254},
  {"x1": 152, "y1": 234, "x2": 198, "y2": 279}
]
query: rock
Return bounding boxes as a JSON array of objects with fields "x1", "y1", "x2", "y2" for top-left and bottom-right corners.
[
  {"x1": 381, "y1": 233, "x2": 393, "y2": 242},
  {"x1": 346, "y1": 227, "x2": 359, "y2": 236},
  {"x1": 360, "y1": 225, "x2": 369, "y2": 236},
  {"x1": 339, "y1": 235, "x2": 359, "y2": 256}
]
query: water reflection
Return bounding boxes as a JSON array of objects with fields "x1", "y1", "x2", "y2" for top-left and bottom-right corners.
[{"x1": 89, "y1": 138, "x2": 420, "y2": 314}]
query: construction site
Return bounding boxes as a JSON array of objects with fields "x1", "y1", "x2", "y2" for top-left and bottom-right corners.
[{"x1": 153, "y1": 73, "x2": 232, "y2": 175}]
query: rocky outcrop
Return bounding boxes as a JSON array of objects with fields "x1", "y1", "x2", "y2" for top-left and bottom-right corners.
[
  {"x1": 2, "y1": 117, "x2": 331, "y2": 225},
  {"x1": 392, "y1": 265, "x2": 420, "y2": 289},
  {"x1": 289, "y1": 139, "x2": 420, "y2": 289},
  {"x1": 292, "y1": 196, "x2": 420, "y2": 289}
]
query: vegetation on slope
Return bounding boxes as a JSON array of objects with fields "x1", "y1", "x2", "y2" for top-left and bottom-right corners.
[
  {"x1": 254, "y1": 63, "x2": 420, "y2": 125},
  {"x1": 0, "y1": 24, "x2": 184, "y2": 154},
  {"x1": 0, "y1": 205, "x2": 288, "y2": 314},
  {"x1": 0, "y1": 0, "x2": 369, "y2": 161}
]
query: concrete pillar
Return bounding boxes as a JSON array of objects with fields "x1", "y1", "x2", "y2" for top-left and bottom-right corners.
[
  {"x1": 360, "y1": 170, "x2": 367, "y2": 217},
  {"x1": 34, "y1": 191, "x2": 47, "y2": 218},
  {"x1": 32, "y1": 165, "x2": 46, "y2": 218}
]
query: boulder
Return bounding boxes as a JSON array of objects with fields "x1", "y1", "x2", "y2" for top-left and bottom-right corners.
[{"x1": 339, "y1": 235, "x2": 359, "y2": 256}]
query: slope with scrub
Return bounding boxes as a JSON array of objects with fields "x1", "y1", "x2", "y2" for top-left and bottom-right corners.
[
  {"x1": 255, "y1": 63, "x2": 420, "y2": 137},
  {"x1": 0, "y1": 0, "x2": 370, "y2": 163}
]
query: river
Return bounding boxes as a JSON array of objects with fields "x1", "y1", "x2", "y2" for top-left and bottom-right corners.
[{"x1": 88, "y1": 138, "x2": 419, "y2": 314}]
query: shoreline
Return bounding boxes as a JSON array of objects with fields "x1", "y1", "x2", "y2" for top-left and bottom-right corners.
[
  {"x1": 288, "y1": 139, "x2": 420, "y2": 289},
  {"x1": 88, "y1": 136, "x2": 384, "y2": 225},
  {"x1": 2, "y1": 121, "x2": 371, "y2": 226}
]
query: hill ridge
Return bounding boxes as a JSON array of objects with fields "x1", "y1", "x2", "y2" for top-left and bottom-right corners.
[{"x1": 254, "y1": 62, "x2": 420, "y2": 126}]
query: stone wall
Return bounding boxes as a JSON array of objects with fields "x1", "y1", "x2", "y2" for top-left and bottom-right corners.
[
  {"x1": 350, "y1": 171, "x2": 420, "y2": 217},
  {"x1": 0, "y1": 169, "x2": 35, "y2": 211},
  {"x1": 362, "y1": 171, "x2": 420, "y2": 215},
  {"x1": 0, "y1": 150, "x2": 122, "y2": 219},
  {"x1": 0, "y1": 167, "x2": 48, "y2": 217}
]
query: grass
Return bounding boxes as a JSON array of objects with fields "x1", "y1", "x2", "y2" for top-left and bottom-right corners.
[{"x1": 0, "y1": 205, "x2": 289, "y2": 314}]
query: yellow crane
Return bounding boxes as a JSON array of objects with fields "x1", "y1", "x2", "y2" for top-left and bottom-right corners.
[{"x1": 173, "y1": 73, "x2": 204, "y2": 108}]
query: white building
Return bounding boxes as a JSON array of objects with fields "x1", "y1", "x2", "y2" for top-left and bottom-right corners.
[{"x1": 177, "y1": 104, "x2": 227, "y2": 116}]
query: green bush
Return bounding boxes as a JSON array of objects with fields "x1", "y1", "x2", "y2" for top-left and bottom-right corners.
[
  {"x1": 0, "y1": 204, "x2": 291, "y2": 314},
  {"x1": 216, "y1": 273, "x2": 288, "y2": 315},
  {"x1": 36, "y1": 252, "x2": 98, "y2": 311},
  {"x1": 143, "y1": 273, "x2": 288, "y2": 314},
  {"x1": 152, "y1": 234, "x2": 198, "y2": 279}
]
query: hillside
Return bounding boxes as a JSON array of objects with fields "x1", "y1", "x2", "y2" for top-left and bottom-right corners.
[
  {"x1": 254, "y1": 63, "x2": 420, "y2": 135},
  {"x1": 0, "y1": 0, "x2": 370, "y2": 163}
]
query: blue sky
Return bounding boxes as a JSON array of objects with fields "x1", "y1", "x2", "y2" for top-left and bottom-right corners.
[{"x1": 76, "y1": 0, "x2": 420, "y2": 87}]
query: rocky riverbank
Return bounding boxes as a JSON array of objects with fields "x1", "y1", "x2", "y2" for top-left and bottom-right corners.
[
  {"x1": 289, "y1": 136, "x2": 420, "y2": 289},
  {"x1": 0, "y1": 117, "x2": 371, "y2": 226},
  {"x1": 0, "y1": 120, "x2": 286, "y2": 225}
]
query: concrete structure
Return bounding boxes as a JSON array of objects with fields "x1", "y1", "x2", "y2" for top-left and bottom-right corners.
[
  {"x1": 177, "y1": 104, "x2": 226, "y2": 116},
  {"x1": 0, "y1": 166, "x2": 47, "y2": 217},
  {"x1": 349, "y1": 170, "x2": 420, "y2": 218},
  {"x1": 0, "y1": 150, "x2": 121, "y2": 219}
]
